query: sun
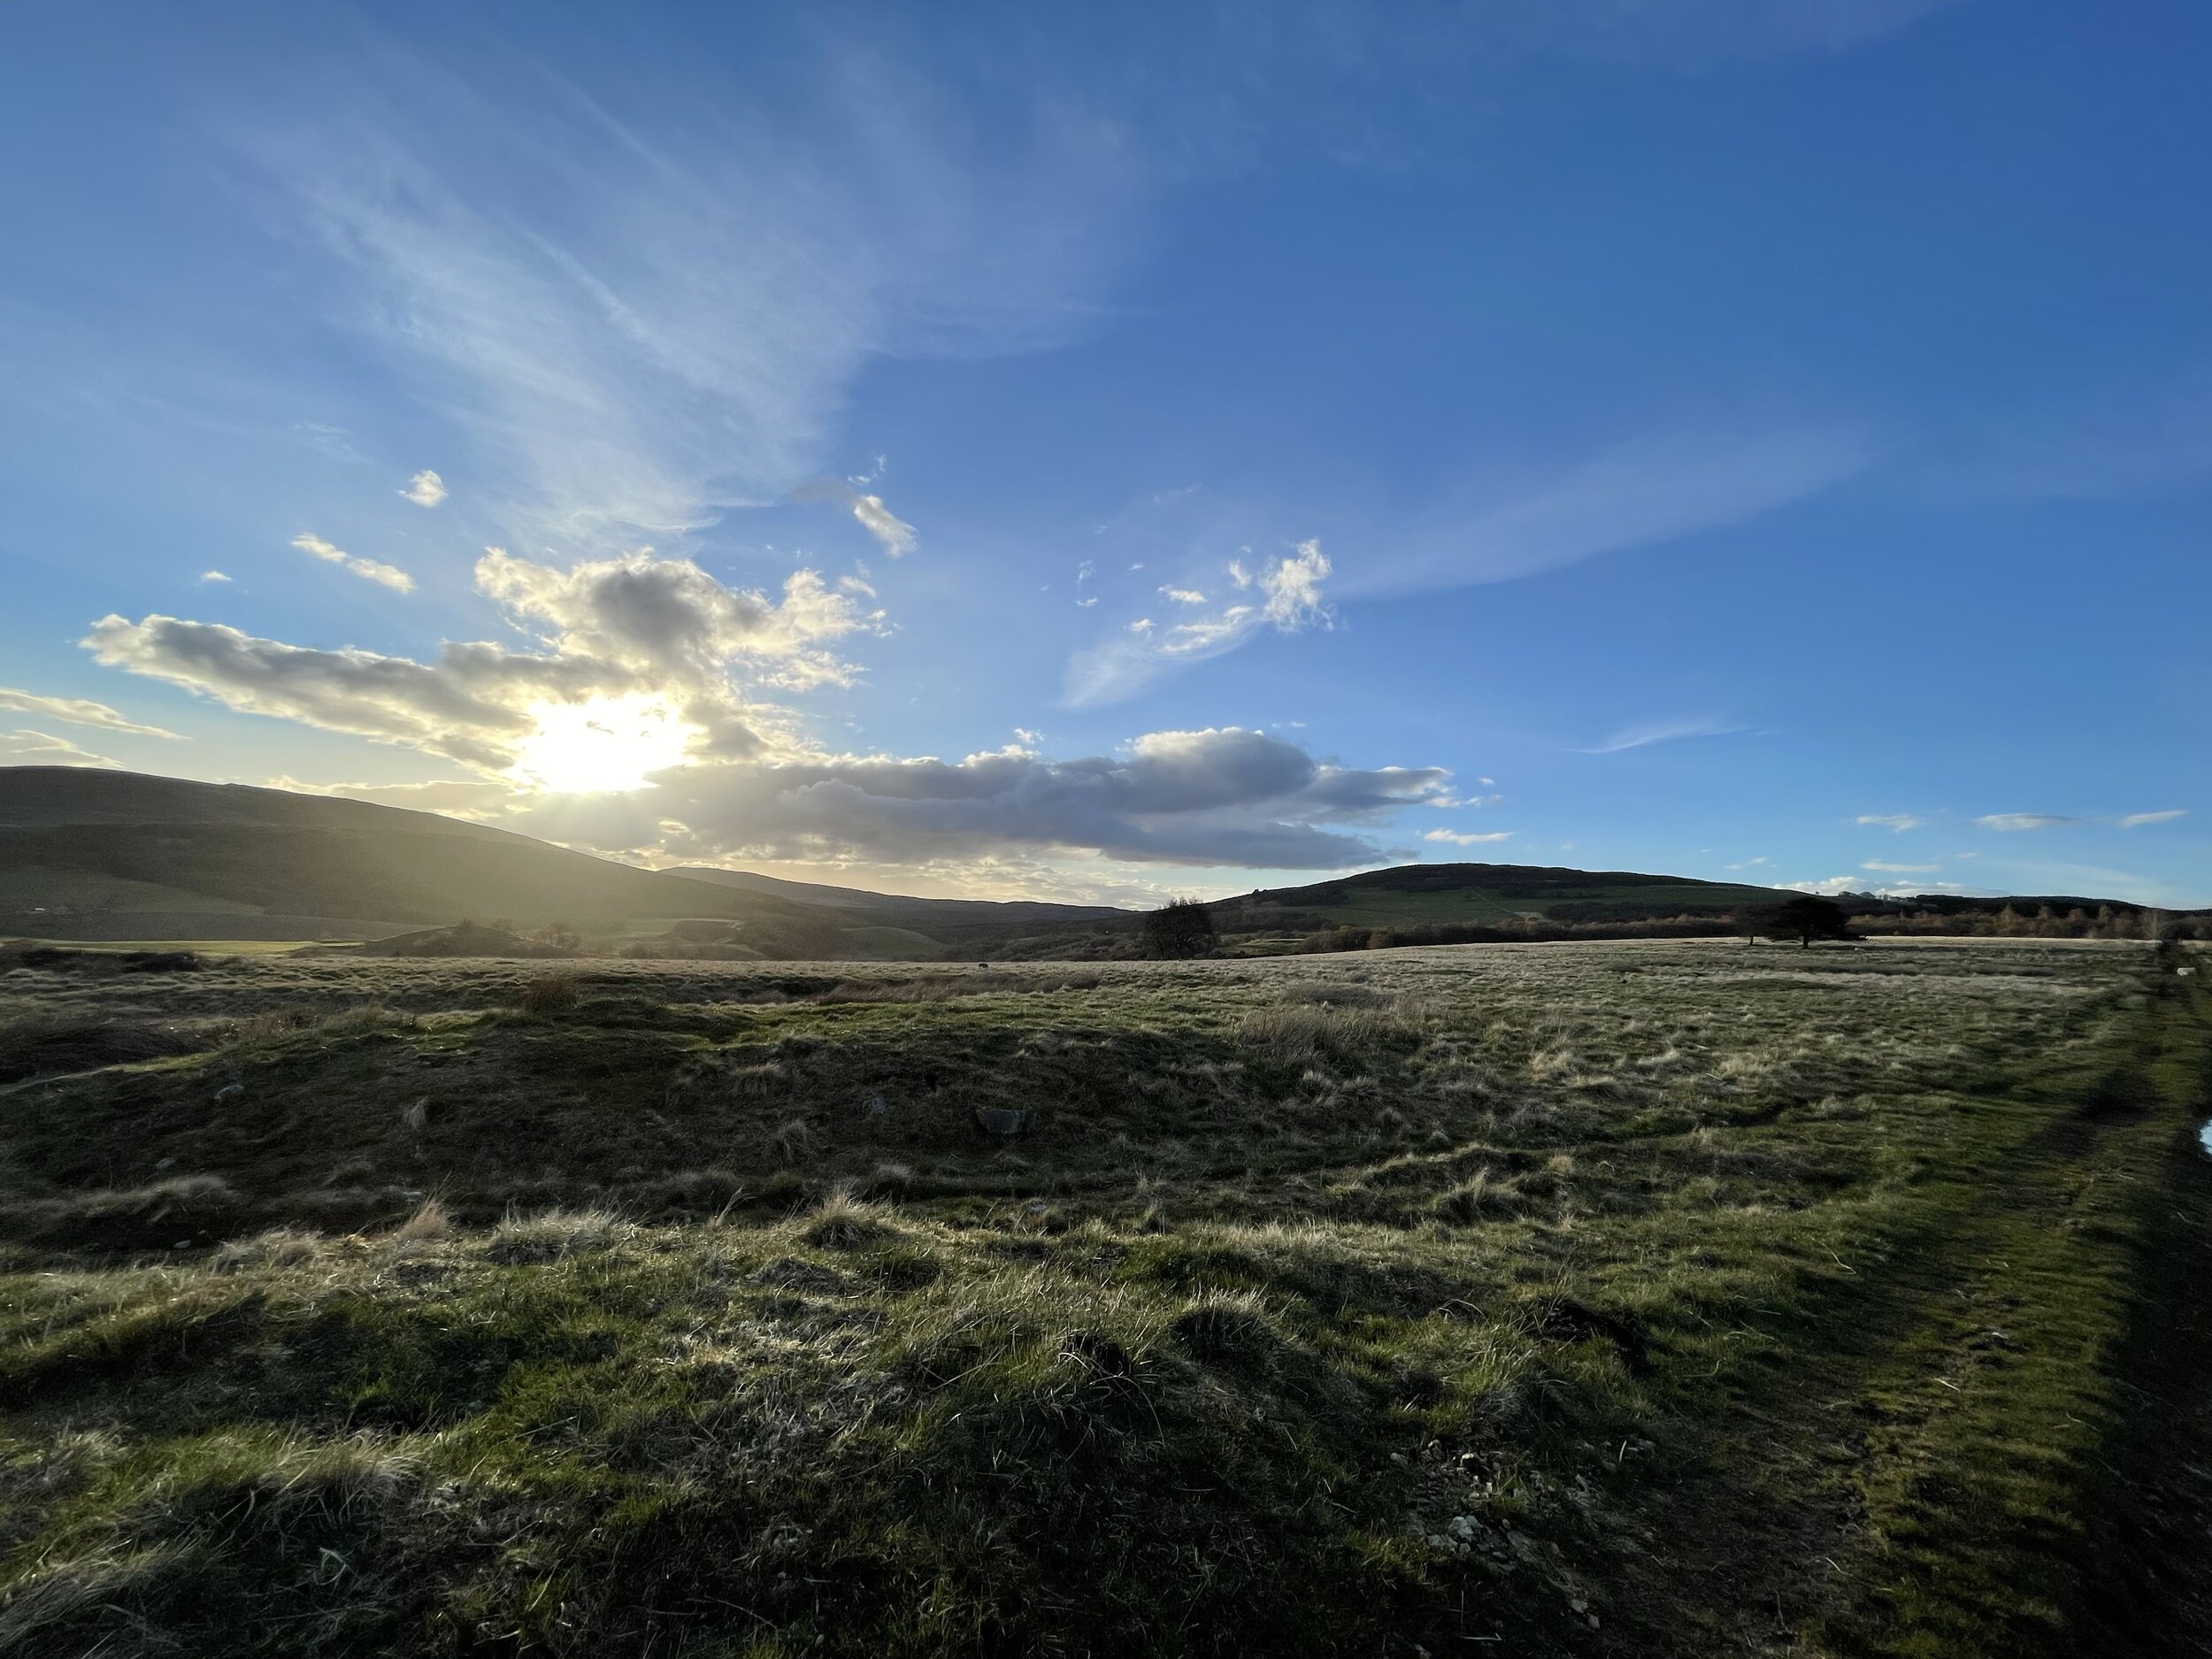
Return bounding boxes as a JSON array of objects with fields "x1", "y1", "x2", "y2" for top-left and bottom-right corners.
[{"x1": 511, "y1": 695, "x2": 692, "y2": 794}]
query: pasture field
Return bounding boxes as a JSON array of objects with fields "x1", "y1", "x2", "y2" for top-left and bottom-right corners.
[{"x1": 0, "y1": 940, "x2": 2206, "y2": 1655}]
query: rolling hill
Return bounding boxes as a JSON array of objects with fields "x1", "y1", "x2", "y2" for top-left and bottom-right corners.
[
  {"x1": 1225, "y1": 862, "x2": 1792, "y2": 928},
  {"x1": 0, "y1": 768, "x2": 1125, "y2": 957},
  {"x1": 0, "y1": 769, "x2": 833, "y2": 946}
]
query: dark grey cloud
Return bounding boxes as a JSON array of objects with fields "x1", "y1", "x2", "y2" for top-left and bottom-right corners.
[{"x1": 515, "y1": 727, "x2": 1452, "y2": 870}]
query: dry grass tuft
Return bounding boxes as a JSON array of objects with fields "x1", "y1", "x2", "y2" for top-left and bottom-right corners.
[
  {"x1": 486, "y1": 1207, "x2": 621, "y2": 1263},
  {"x1": 392, "y1": 1197, "x2": 451, "y2": 1241},
  {"x1": 518, "y1": 973, "x2": 580, "y2": 1014},
  {"x1": 211, "y1": 1227, "x2": 322, "y2": 1272},
  {"x1": 771, "y1": 1117, "x2": 823, "y2": 1161},
  {"x1": 1240, "y1": 1000, "x2": 1419, "y2": 1065},
  {"x1": 803, "y1": 1186, "x2": 892, "y2": 1248}
]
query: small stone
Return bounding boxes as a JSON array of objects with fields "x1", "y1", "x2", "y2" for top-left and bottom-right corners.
[{"x1": 213, "y1": 1082, "x2": 244, "y2": 1102}]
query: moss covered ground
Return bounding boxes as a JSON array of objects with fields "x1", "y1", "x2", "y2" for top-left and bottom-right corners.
[{"x1": 0, "y1": 939, "x2": 2204, "y2": 1655}]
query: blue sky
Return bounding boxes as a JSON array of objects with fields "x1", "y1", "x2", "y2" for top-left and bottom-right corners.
[{"x1": 1, "y1": 1, "x2": 2204, "y2": 904}]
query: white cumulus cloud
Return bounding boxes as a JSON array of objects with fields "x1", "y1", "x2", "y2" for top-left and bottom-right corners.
[
  {"x1": 1425, "y1": 828, "x2": 1514, "y2": 846},
  {"x1": 85, "y1": 548, "x2": 879, "y2": 772},
  {"x1": 401, "y1": 469, "x2": 448, "y2": 507}
]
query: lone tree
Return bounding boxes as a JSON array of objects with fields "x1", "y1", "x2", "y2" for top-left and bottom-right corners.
[
  {"x1": 1142, "y1": 897, "x2": 1217, "y2": 959},
  {"x1": 1745, "y1": 895, "x2": 1854, "y2": 949}
]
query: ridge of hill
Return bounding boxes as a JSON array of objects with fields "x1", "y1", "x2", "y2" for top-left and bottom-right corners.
[{"x1": 1225, "y1": 861, "x2": 1790, "y2": 928}]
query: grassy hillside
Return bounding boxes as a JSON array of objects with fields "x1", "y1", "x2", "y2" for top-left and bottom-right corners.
[
  {"x1": 0, "y1": 771, "x2": 1123, "y2": 957},
  {"x1": 0, "y1": 768, "x2": 826, "y2": 936},
  {"x1": 0, "y1": 939, "x2": 2204, "y2": 1654},
  {"x1": 1226, "y1": 862, "x2": 1788, "y2": 929}
]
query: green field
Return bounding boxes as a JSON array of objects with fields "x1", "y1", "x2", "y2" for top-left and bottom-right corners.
[{"x1": 0, "y1": 940, "x2": 2205, "y2": 1655}]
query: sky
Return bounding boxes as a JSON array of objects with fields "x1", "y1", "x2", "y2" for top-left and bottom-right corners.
[{"x1": 0, "y1": 1, "x2": 2205, "y2": 907}]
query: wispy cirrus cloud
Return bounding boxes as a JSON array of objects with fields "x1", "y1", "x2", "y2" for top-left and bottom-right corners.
[
  {"x1": 291, "y1": 533, "x2": 415, "y2": 594},
  {"x1": 1863, "y1": 859, "x2": 1939, "y2": 873},
  {"x1": 0, "y1": 729, "x2": 118, "y2": 767},
  {"x1": 1064, "y1": 541, "x2": 1333, "y2": 707},
  {"x1": 1425, "y1": 827, "x2": 1513, "y2": 847},
  {"x1": 0, "y1": 687, "x2": 181, "y2": 739},
  {"x1": 1856, "y1": 813, "x2": 1922, "y2": 831},
  {"x1": 798, "y1": 480, "x2": 918, "y2": 557},
  {"x1": 1976, "y1": 809, "x2": 2185, "y2": 833},
  {"x1": 1344, "y1": 426, "x2": 1872, "y2": 598},
  {"x1": 256, "y1": 50, "x2": 1138, "y2": 549},
  {"x1": 266, "y1": 774, "x2": 518, "y2": 818},
  {"x1": 1578, "y1": 716, "x2": 1746, "y2": 754}
]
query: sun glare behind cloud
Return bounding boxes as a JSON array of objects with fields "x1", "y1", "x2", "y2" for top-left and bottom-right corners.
[{"x1": 511, "y1": 695, "x2": 691, "y2": 794}]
